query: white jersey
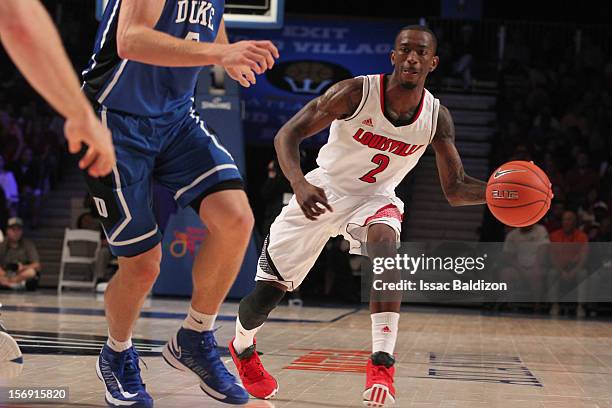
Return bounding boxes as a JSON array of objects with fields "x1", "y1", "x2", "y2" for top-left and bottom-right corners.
[{"x1": 313, "y1": 74, "x2": 440, "y2": 196}]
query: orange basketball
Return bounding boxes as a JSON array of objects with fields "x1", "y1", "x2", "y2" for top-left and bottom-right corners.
[{"x1": 486, "y1": 161, "x2": 553, "y2": 227}]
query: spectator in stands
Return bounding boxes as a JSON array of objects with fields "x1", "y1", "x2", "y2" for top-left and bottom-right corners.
[
  {"x1": 11, "y1": 148, "x2": 43, "y2": 227},
  {"x1": 504, "y1": 31, "x2": 530, "y2": 72},
  {"x1": 542, "y1": 153, "x2": 564, "y2": 189},
  {"x1": 0, "y1": 217, "x2": 40, "y2": 290},
  {"x1": 531, "y1": 106, "x2": 560, "y2": 141},
  {"x1": 0, "y1": 155, "x2": 18, "y2": 215},
  {"x1": 564, "y1": 152, "x2": 599, "y2": 206},
  {"x1": 600, "y1": 157, "x2": 612, "y2": 202},
  {"x1": 581, "y1": 36, "x2": 605, "y2": 72},
  {"x1": 593, "y1": 217, "x2": 612, "y2": 242},
  {"x1": 593, "y1": 201, "x2": 609, "y2": 223},
  {"x1": 452, "y1": 24, "x2": 474, "y2": 90},
  {"x1": 501, "y1": 224, "x2": 550, "y2": 308},
  {"x1": 1, "y1": 117, "x2": 25, "y2": 166},
  {"x1": 584, "y1": 202, "x2": 611, "y2": 242},
  {"x1": 545, "y1": 201, "x2": 565, "y2": 232},
  {"x1": 560, "y1": 105, "x2": 589, "y2": 136},
  {"x1": 509, "y1": 144, "x2": 531, "y2": 161},
  {"x1": 0, "y1": 101, "x2": 11, "y2": 129},
  {"x1": 548, "y1": 211, "x2": 589, "y2": 317},
  {"x1": 577, "y1": 188, "x2": 599, "y2": 228},
  {"x1": 0, "y1": 185, "x2": 8, "y2": 233}
]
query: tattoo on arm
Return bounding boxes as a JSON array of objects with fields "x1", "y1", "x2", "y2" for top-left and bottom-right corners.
[{"x1": 431, "y1": 105, "x2": 486, "y2": 206}]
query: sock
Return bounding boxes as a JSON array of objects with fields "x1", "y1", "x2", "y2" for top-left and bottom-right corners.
[
  {"x1": 107, "y1": 331, "x2": 132, "y2": 353},
  {"x1": 371, "y1": 312, "x2": 399, "y2": 356},
  {"x1": 182, "y1": 306, "x2": 217, "y2": 332},
  {"x1": 232, "y1": 316, "x2": 262, "y2": 354}
]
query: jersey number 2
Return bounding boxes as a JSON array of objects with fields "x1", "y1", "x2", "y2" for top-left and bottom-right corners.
[{"x1": 359, "y1": 154, "x2": 390, "y2": 183}]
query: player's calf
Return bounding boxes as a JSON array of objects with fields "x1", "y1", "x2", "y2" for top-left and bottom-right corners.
[{"x1": 364, "y1": 224, "x2": 400, "y2": 406}]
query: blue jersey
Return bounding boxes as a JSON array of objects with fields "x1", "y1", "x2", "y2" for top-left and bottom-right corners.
[{"x1": 82, "y1": 0, "x2": 224, "y2": 116}]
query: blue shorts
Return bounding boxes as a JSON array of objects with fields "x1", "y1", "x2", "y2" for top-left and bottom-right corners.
[{"x1": 84, "y1": 104, "x2": 242, "y2": 257}]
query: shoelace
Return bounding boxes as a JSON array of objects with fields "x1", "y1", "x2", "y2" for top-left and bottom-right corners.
[
  {"x1": 200, "y1": 334, "x2": 236, "y2": 384},
  {"x1": 240, "y1": 353, "x2": 265, "y2": 381},
  {"x1": 117, "y1": 348, "x2": 146, "y2": 392}
]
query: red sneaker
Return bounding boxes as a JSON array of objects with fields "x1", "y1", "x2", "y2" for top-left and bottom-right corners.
[
  {"x1": 229, "y1": 338, "x2": 279, "y2": 400},
  {"x1": 362, "y1": 352, "x2": 396, "y2": 407}
]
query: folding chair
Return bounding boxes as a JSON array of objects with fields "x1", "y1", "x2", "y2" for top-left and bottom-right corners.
[{"x1": 57, "y1": 228, "x2": 101, "y2": 293}]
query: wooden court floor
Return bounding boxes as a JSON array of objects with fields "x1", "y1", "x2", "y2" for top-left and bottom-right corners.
[{"x1": 0, "y1": 292, "x2": 611, "y2": 407}]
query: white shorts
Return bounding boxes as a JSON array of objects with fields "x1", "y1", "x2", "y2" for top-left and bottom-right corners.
[{"x1": 256, "y1": 170, "x2": 404, "y2": 291}]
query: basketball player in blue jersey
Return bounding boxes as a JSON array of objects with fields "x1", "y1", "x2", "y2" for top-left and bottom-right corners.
[{"x1": 81, "y1": 1, "x2": 278, "y2": 406}]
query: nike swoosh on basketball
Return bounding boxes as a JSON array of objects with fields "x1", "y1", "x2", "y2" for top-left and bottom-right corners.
[{"x1": 493, "y1": 169, "x2": 527, "y2": 179}]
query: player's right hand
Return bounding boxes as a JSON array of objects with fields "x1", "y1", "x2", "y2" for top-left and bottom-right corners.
[
  {"x1": 292, "y1": 179, "x2": 333, "y2": 221},
  {"x1": 219, "y1": 40, "x2": 279, "y2": 87},
  {"x1": 64, "y1": 110, "x2": 116, "y2": 178}
]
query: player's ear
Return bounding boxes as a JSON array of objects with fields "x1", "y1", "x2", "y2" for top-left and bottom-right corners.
[
  {"x1": 429, "y1": 55, "x2": 440, "y2": 72},
  {"x1": 390, "y1": 50, "x2": 396, "y2": 66}
]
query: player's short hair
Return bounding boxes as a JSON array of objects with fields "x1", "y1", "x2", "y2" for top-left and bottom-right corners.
[{"x1": 395, "y1": 25, "x2": 438, "y2": 53}]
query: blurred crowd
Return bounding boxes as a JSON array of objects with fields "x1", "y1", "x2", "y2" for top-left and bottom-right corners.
[
  {"x1": 0, "y1": 1, "x2": 93, "y2": 235},
  {"x1": 496, "y1": 31, "x2": 612, "y2": 242},
  {"x1": 490, "y1": 30, "x2": 612, "y2": 317},
  {"x1": 0, "y1": 93, "x2": 67, "y2": 231}
]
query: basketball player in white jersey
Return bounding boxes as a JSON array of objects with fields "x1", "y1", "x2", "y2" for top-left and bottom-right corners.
[
  {"x1": 0, "y1": 0, "x2": 115, "y2": 177},
  {"x1": 229, "y1": 26, "x2": 487, "y2": 406}
]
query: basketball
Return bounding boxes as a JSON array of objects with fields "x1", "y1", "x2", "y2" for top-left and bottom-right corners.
[{"x1": 486, "y1": 161, "x2": 552, "y2": 227}]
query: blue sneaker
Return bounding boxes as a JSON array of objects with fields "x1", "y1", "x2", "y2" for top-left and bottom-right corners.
[
  {"x1": 162, "y1": 328, "x2": 249, "y2": 405},
  {"x1": 96, "y1": 345, "x2": 153, "y2": 408}
]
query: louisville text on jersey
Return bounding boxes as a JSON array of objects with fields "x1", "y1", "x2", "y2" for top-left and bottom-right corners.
[{"x1": 352, "y1": 128, "x2": 424, "y2": 157}]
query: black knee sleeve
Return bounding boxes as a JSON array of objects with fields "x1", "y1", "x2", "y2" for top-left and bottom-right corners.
[{"x1": 238, "y1": 281, "x2": 286, "y2": 330}]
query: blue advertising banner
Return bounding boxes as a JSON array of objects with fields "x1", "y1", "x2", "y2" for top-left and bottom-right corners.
[
  {"x1": 153, "y1": 206, "x2": 258, "y2": 299},
  {"x1": 230, "y1": 16, "x2": 408, "y2": 145}
]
